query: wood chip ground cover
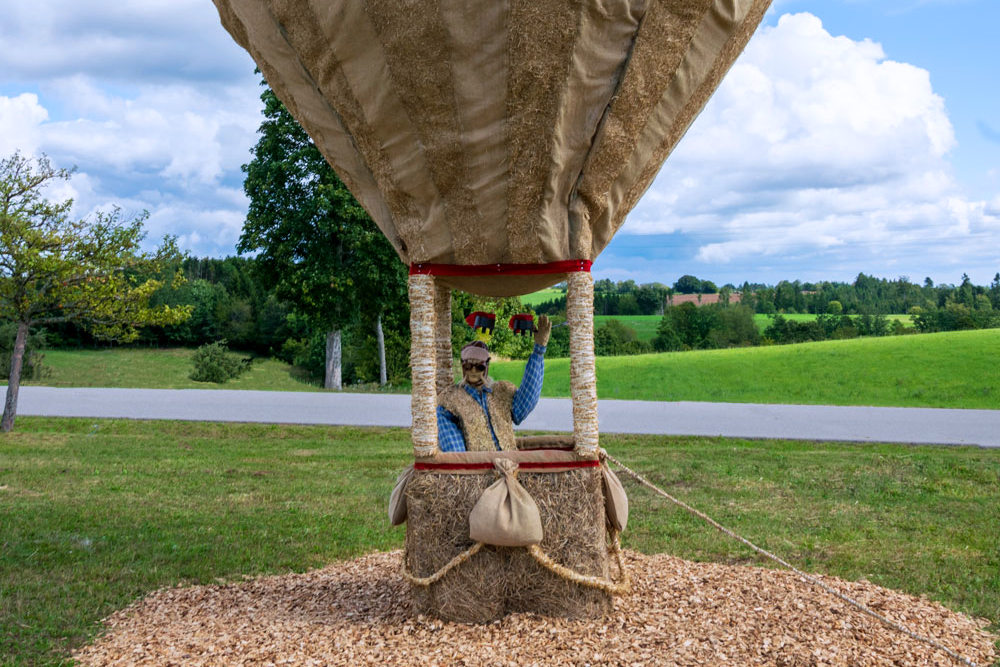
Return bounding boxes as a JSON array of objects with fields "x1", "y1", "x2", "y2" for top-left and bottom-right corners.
[{"x1": 74, "y1": 550, "x2": 997, "y2": 666}]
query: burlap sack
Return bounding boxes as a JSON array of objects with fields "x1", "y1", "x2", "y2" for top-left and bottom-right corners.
[
  {"x1": 388, "y1": 465, "x2": 414, "y2": 526},
  {"x1": 469, "y1": 458, "x2": 543, "y2": 546},
  {"x1": 601, "y1": 463, "x2": 629, "y2": 532}
]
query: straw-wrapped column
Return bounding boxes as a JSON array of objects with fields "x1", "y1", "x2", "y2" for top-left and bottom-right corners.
[
  {"x1": 410, "y1": 273, "x2": 438, "y2": 458},
  {"x1": 434, "y1": 284, "x2": 453, "y2": 395},
  {"x1": 567, "y1": 271, "x2": 599, "y2": 456}
]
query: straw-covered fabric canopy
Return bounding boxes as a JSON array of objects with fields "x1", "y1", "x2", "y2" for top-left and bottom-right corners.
[{"x1": 214, "y1": 0, "x2": 770, "y2": 296}]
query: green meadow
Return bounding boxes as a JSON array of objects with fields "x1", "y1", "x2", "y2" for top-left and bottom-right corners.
[
  {"x1": 519, "y1": 287, "x2": 564, "y2": 307},
  {"x1": 8, "y1": 328, "x2": 998, "y2": 409},
  {"x1": 594, "y1": 314, "x2": 662, "y2": 340},
  {"x1": 20, "y1": 347, "x2": 324, "y2": 391},
  {"x1": 2, "y1": 418, "x2": 998, "y2": 665},
  {"x1": 491, "y1": 328, "x2": 1000, "y2": 409},
  {"x1": 591, "y1": 313, "x2": 916, "y2": 343}
]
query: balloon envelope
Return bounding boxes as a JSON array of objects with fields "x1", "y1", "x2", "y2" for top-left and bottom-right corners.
[{"x1": 215, "y1": 0, "x2": 770, "y2": 295}]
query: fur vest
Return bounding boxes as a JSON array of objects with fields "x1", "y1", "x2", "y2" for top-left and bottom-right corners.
[{"x1": 438, "y1": 380, "x2": 517, "y2": 452}]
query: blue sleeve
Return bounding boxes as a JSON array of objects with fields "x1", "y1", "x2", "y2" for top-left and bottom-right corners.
[
  {"x1": 511, "y1": 343, "x2": 546, "y2": 425},
  {"x1": 437, "y1": 405, "x2": 467, "y2": 452}
]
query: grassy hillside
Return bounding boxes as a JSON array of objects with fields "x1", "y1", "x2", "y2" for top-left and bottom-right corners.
[
  {"x1": 519, "y1": 287, "x2": 564, "y2": 306},
  {"x1": 591, "y1": 313, "x2": 916, "y2": 343},
  {"x1": 594, "y1": 314, "x2": 661, "y2": 341},
  {"x1": 2, "y1": 418, "x2": 998, "y2": 664},
  {"x1": 21, "y1": 347, "x2": 324, "y2": 392},
  {"x1": 9, "y1": 329, "x2": 1000, "y2": 409},
  {"x1": 491, "y1": 328, "x2": 1000, "y2": 409}
]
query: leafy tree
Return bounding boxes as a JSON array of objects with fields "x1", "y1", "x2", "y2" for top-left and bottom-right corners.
[
  {"x1": 450, "y1": 292, "x2": 535, "y2": 360},
  {"x1": 0, "y1": 152, "x2": 190, "y2": 431},
  {"x1": 673, "y1": 274, "x2": 701, "y2": 294},
  {"x1": 240, "y1": 82, "x2": 407, "y2": 389}
]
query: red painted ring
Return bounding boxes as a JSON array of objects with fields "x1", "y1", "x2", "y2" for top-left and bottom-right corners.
[
  {"x1": 414, "y1": 459, "x2": 600, "y2": 471},
  {"x1": 409, "y1": 259, "x2": 592, "y2": 277}
]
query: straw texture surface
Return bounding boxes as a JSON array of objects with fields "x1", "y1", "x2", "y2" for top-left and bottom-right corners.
[
  {"x1": 405, "y1": 465, "x2": 611, "y2": 622},
  {"x1": 567, "y1": 271, "x2": 599, "y2": 456},
  {"x1": 433, "y1": 283, "x2": 453, "y2": 395},
  {"x1": 409, "y1": 273, "x2": 438, "y2": 458},
  {"x1": 212, "y1": 0, "x2": 772, "y2": 296}
]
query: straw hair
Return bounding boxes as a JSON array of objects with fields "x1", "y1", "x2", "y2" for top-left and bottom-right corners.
[
  {"x1": 405, "y1": 466, "x2": 612, "y2": 622},
  {"x1": 409, "y1": 273, "x2": 438, "y2": 458},
  {"x1": 567, "y1": 272, "x2": 599, "y2": 456}
]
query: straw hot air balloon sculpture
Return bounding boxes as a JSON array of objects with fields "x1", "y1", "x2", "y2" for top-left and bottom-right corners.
[{"x1": 214, "y1": 0, "x2": 771, "y2": 621}]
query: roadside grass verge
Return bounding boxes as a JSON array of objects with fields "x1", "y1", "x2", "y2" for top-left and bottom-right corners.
[
  {"x1": 491, "y1": 328, "x2": 1000, "y2": 408},
  {"x1": 2, "y1": 418, "x2": 998, "y2": 664}
]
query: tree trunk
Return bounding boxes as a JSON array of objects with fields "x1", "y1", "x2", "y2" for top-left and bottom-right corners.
[
  {"x1": 2, "y1": 322, "x2": 29, "y2": 433},
  {"x1": 376, "y1": 314, "x2": 387, "y2": 387},
  {"x1": 325, "y1": 329, "x2": 342, "y2": 390}
]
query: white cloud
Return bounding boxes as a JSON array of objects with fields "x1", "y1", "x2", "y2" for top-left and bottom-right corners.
[
  {"x1": 34, "y1": 80, "x2": 260, "y2": 186},
  {"x1": 0, "y1": 94, "x2": 48, "y2": 156},
  {"x1": 0, "y1": 1, "x2": 252, "y2": 84},
  {"x1": 626, "y1": 12, "x2": 996, "y2": 280},
  {"x1": 0, "y1": 1, "x2": 262, "y2": 258}
]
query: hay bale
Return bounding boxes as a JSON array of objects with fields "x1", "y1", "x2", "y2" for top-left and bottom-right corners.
[{"x1": 405, "y1": 466, "x2": 612, "y2": 622}]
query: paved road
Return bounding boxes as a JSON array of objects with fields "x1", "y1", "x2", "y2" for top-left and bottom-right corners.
[{"x1": 15, "y1": 386, "x2": 1000, "y2": 447}]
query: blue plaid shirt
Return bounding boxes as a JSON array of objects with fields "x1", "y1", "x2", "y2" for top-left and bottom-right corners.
[{"x1": 437, "y1": 344, "x2": 546, "y2": 452}]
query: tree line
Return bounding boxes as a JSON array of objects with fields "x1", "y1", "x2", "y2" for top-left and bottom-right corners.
[{"x1": 534, "y1": 273, "x2": 1000, "y2": 319}]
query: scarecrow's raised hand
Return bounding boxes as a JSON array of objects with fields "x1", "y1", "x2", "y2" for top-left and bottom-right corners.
[{"x1": 534, "y1": 314, "x2": 551, "y2": 347}]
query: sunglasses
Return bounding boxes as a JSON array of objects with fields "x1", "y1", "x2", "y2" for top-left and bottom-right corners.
[{"x1": 462, "y1": 362, "x2": 488, "y2": 372}]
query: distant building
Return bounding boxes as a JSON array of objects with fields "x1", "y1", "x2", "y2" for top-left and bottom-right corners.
[{"x1": 667, "y1": 292, "x2": 742, "y2": 306}]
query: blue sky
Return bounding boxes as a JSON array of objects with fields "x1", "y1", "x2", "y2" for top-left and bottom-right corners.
[{"x1": 2, "y1": 0, "x2": 998, "y2": 288}]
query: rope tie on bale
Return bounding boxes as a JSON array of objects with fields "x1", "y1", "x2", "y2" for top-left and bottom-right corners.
[
  {"x1": 402, "y1": 537, "x2": 629, "y2": 595},
  {"x1": 401, "y1": 542, "x2": 484, "y2": 587},
  {"x1": 603, "y1": 452, "x2": 978, "y2": 667},
  {"x1": 527, "y1": 530, "x2": 631, "y2": 596}
]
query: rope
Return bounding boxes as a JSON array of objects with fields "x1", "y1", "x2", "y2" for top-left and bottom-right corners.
[
  {"x1": 603, "y1": 452, "x2": 978, "y2": 667},
  {"x1": 402, "y1": 534, "x2": 630, "y2": 595},
  {"x1": 527, "y1": 530, "x2": 631, "y2": 595},
  {"x1": 401, "y1": 541, "x2": 484, "y2": 587}
]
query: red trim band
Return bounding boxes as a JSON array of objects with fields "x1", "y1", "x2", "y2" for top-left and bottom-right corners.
[
  {"x1": 410, "y1": 259, "x2": 592, "y2": 277},
  {"x1": 414, "y1": 459, "x2": 600, "y2": 472}
]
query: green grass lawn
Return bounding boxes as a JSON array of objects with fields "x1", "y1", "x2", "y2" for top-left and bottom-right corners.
[
  {"x1": 22, "y1": 347, "x2": 325, "y2": 391},
  {"x1": 594, "y1": 314, "x2": 661, "y2": 341},
  {"x1": 10, "y1": 329, "x2": 1000, "y2": 409},
  {"x1": 591, "y1": 313, "x2": 915, "y2": 341},
  {"x1": 520, "y1": 287, "x2": 564, "y2": 307},
  {"x1": 492, "y1": 328, "x2": 1000, "y2": 408},
  {"x1": 1, "y1": 418, "x2": 997, "y2": 665},
  {"x1": 753, "y1": 313, "x2": 914, "y2": 331}
]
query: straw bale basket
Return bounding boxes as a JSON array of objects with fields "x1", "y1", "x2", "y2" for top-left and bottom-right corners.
[{"x1": 403, "y1": 440, "x2": 619, "y2": 622}]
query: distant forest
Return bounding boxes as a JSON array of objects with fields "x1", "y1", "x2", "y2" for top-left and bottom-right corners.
[
  {"x1": 7, "y1": 259, "x2": 1000, "y2": 382},
  {"x1": 534, "y1": 272, "x2": 1000, "y2": 318}
]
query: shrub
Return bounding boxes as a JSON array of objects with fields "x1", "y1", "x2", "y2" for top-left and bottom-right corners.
[
  {"x1": 594, "y1": 320, "x2": 649, "y2": 356},
  {"x1": 189, "y1": 340, "x2": 247, "y2": 383}
]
